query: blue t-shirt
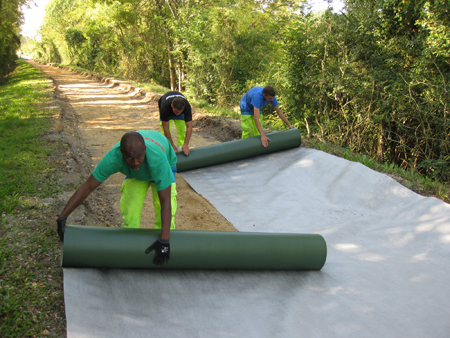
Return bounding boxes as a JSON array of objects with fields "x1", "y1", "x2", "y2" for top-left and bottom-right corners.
[
  {"x1": 92, "y1": 130, "x2": 177, "y2": 191},
  {"x1": 240, "y1": 87, "x2": 279, "y2": 115}
]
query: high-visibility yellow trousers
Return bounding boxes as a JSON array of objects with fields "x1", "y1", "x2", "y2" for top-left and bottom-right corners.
[
  {"x1": 120, "y1": 178, "x2": 177, "y2": 229},
  {"x1": 241, "y1": 114, "x2": 264, "y2": 139},
  {"x1": 160, "y1": 120, "x2": 186, "y2": 148}
]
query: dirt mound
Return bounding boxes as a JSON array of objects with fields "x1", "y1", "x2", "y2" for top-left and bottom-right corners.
[{"x1": 193, "y1": 115, "x2": 242, "y2": 142}]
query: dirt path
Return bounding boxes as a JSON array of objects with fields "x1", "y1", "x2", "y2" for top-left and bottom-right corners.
[{"x1": 30, "y1": 61, "x2": 240, "y2": 232}]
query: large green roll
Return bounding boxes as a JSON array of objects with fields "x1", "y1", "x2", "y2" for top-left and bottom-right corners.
[
  {"x1": 62, "y1": 225, "x2": 327, "y2": 270},
  {"x1": 176, "y1": 128, "x2": 301, "y2": 172}
]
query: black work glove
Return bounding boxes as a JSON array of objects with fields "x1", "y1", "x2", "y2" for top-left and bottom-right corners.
[
  {"x1": 57, "y1": 216, "x2": 67, "y2": 242},
  {"x1": 145, "y1": 238, "x2": 170, "y2": 266}
]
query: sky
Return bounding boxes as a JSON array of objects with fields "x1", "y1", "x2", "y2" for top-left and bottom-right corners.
[
  {"x1": 21, "y1": 0, "x2": 52, "y2": 38},
  {"x1": 20, "y1": 0, "x2": 345, "y2": 39}
]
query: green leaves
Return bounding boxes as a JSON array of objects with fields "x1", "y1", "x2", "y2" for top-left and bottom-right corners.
[
  {"x1": 0, "y1": 0, "x2": 27, "y2": 80},
  {"x1": 280, "y1": 2, "x2": 449, "y2": 182}
]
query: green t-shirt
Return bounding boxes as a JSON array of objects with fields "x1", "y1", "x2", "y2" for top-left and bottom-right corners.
[{"x1": 92, "y1": 130, "x2": 177, "y2": 191}]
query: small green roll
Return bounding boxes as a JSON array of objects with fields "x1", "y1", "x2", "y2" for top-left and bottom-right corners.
[
  {"x1": 176, "y1": 128, "x2": 302, "y2": 172},
  {"x1": 62, "y1": 226, "x2": 327, "y2": 270}
]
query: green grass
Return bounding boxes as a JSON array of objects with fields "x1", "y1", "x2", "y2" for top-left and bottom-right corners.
[
  {"x1": 0, "y1": 62, "x2": 62, "y2": 214},
  {"x1": 0, "y1": 60, "x2": 66, "y2": 337}
]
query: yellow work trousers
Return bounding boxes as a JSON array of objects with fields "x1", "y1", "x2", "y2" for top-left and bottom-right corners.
[
  {"x1": 160, "y1": 120, "x2": 186, "y2": 148},
  {"x1": 241, "y1": 114, "x2": 264, "y2": 139},
  {"x1": 120, "y1": 178, "x2": 177, "y2": 229}
]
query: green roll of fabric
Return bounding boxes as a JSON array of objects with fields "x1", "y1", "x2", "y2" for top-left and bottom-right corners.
[
  {"x1": 61, "y1": 225, "x2": 327, "y2": 270},
  {"x1": 176, "y1": 128, "x2": 302, "y2": 172}
]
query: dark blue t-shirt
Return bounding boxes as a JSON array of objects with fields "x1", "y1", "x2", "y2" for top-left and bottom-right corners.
[{"x1": 240, "y1": 87, "x2": 278, "y2": 115}]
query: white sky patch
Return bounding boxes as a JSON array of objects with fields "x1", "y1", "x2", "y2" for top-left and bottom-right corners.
[
  {"x1": 21, "y1": 0, "x2": 51, "y2": 38},
  {"x1": 306, "y1": 0, "x2": 345, "y2": 13}
]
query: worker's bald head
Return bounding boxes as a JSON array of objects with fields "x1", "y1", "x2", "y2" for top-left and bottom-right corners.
[
  {"x1": 120, "y1": 132, "x2": 145, "y2": 154},
  {"x1": 120, "y1": 132, "x2": 146, "y2": 171}
]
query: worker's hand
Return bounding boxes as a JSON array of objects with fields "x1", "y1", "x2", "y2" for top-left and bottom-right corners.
[
  {"x1": 260, "y1": 135, "x2": 271, "y2": 147},
  {"x1": 145, "y1": 238, "x2": 170, "y2": 265},
  {"x1": 181, "y1": 144, "x2": 190, "y2": 156},
  {"x1": 56, "y1": 216, "x2": 66, "y2": 242},
  {"x1": 288, "y1": 124, "x2": 295, "y2": 129}
]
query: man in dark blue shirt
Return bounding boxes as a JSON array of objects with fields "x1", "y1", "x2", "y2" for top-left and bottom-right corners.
[{"x1": 240, "y1": 85, "x2": 294, "y2": 147}]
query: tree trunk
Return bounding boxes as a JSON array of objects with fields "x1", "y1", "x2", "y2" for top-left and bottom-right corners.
[
  {"x1": 377, "y1": 120, "x2": 387, "y2": 161},
  {"x1": 155, "y1": 0, "x2": 177, "y2": 90}
]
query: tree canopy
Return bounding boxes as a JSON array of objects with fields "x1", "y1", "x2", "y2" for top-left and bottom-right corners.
[
  {"x1": 0, "y1": 0, "x2": 29, "y2": 81},
  {"x1": 13, "y1": 0, "x2": 450, "y2": 181}
]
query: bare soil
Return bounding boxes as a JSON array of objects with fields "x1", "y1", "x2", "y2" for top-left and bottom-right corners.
[{"x1": 29, "y1": 60, "x2": 241, "y2": 232}]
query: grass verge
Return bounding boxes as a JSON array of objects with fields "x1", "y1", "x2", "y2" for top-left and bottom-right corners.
[{"x1": 0, "y1": 60, "x2": 66, "y2": 337}]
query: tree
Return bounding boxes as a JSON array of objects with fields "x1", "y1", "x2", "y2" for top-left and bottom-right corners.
[{"x1": 0, "y1": 0, "x2": 28, "y2": 81}]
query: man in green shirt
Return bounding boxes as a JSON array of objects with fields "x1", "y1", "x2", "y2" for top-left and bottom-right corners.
[{"x1": 56, "y1": 130, "x2": 177, "y2": 265}]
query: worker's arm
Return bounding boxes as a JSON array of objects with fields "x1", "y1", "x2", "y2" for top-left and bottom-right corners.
[
  {"x1": 57, "y1": 174, "x2": 102, "y2": 241},
  {"x1": 162, "y1": 120, "x2": 177, "y2": 152},
  {"x1": 181, "y1": 120, "x2": 193, "y2": 155},
  {"x1": 145, "y1": 185, "x2": 172, "y2": 265},
  {"x1": 253, "y1": 107, "x2": 271, "y2": 147},
  {"x1": 157, "y1": 185, "x2": 172, "y2": 240},
  {"x1": 274, "y1": 106, "x2": 294, "y2": 129}
]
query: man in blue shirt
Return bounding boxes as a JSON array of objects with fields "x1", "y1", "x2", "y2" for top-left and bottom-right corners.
[{"x1": 240, "y1": 85, "x2": 294, "y2": 147}]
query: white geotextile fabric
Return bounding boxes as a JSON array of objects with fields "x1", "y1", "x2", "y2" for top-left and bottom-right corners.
[{"x1": 64, "y1": 147, "x2": 450, "y2": 338}]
